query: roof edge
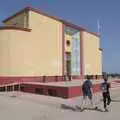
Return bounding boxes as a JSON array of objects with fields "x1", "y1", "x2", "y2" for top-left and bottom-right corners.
[
  {"x1": 0, "y1": 26, "x2": 31, "y2": 32},
  {"x1": 3, "y1": 7, "x2": 30, "y2": 23},
  {"x1": 2, "y1": 6, "x2": 99, "y2": 37}
]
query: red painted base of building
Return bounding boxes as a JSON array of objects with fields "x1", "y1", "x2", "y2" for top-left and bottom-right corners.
[
  {"x1": 0, "y1": 76, "x2": 102, "y2": 98},
  {"x1": 20, "y1": 83, "x2": 101, "y2": 98}
]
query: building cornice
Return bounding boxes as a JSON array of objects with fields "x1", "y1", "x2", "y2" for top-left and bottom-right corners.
[{"x1": 2, "y1": 6, "x2": 99, "y2": 37}]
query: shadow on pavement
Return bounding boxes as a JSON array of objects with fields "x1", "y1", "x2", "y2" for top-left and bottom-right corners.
[
  {"x1": 61, "y1": 104, "x2": 76, "y2": 111},
  {"x1": 61, "y1": 104, "x2": 105, "y2": 112},
  {"x1": 85, "y1": 107, "x2": 105, "y2": 112},
  {"x1": 111, "y1": 99, "x2": 120, "y2": 102}
]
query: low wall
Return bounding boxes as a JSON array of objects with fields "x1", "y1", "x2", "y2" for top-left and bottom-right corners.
[{"x1": 20, "y1": 83, "x2": 101, "y2": 98}]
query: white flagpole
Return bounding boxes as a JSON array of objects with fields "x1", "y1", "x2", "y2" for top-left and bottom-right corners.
[{"x1": 97, "y1": 20, "x2": 100, "y2": 35}]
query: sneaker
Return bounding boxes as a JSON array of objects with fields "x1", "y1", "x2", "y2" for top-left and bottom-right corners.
[
  {"x1": 76, "y1": 106, "x2": 85, "y2": 112},
  {"x1": 107, "y1": 100, "x2": 111, "y2": 105},
  {"x1": 94, "y1": 106, "x2": 98, "y2": 110}
]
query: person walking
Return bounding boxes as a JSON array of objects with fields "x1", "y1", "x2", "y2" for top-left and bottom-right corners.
[
  {"x1": 80, "y1": 75, "x2": 94, "y2": 111},
  {"x1": 101, "y1": 76, "x2": 111, "y2": 112}
]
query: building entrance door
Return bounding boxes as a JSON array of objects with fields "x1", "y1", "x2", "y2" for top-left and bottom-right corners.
[{"x1": 65, "y1": 52, "x2": 71, "y2": 80}]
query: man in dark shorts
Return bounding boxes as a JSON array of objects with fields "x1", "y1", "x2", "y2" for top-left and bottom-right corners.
[
  {"x1": 101, "y1": 76, "x2": 111, "y2": 111},
  {"x1": 81, "y1": 75, "x2": 94, "y2": 110}
]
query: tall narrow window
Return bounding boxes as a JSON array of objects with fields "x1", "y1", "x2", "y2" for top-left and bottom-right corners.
[{"x1": 64, "y1": 26, "x2": 80, "y2": 76}]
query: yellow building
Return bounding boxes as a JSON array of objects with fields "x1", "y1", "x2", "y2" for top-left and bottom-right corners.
[{"x1": 0, "y1": 6, "x2": 102, "y2": 84}]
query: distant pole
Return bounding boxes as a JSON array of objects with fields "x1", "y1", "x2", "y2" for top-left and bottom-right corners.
[
  {"x1": 19, "y1": 80, "x2": 20, "y2": 93},
  {"x1": 5, "y1": 85, "x2": 7, "y2": 92},
  {"x1": 97, "y1": 20, "x2": 103, "y2": 78},
  {"x1": 97, "y1": 20, "x2": 101, "y2": 36},
  {"x1": 12, "y1": 83, "x2": 14, "y2": 92}
]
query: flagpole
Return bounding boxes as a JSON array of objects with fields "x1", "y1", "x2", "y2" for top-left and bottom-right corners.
[
  {"x1": 97, "y1": 20, "x2": 100, "y2": 35},
  {"x1": 97, "y1": 20, "x2": 103, "y2": 79}
]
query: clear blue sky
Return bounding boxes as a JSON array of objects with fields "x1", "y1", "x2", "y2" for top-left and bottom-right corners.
[{"x1": 0, "y1": 0, "x2": 120, "y2": 73}]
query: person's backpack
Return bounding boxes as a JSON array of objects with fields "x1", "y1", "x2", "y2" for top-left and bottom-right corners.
[
  {"x1": 101, "y1": 83, "x2": 108, "y2": 93},
  {"x1": 82, "y1": 82, "x2": 86, "y2": 92},
  {"x1": 82, "y1": 80, "x2": 91, "y2": 94}
]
